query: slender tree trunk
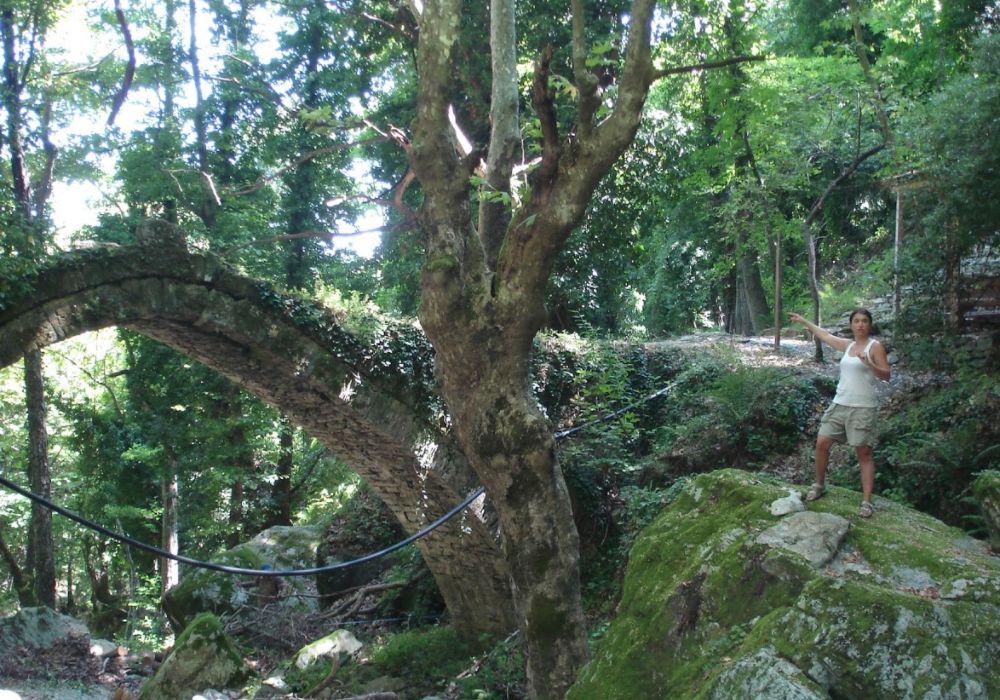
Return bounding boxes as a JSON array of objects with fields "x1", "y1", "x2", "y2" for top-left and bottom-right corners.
[
  {"x1": 894, "y1": 190, "x2": 904, "y2": 319},
  {"x1": 227, "y1": 479, "x2": 245, "y2": 548},
  {"x1": 802, "y1": 221, "x2": 825, "y2": 361},
  {"x1": 773, "y1": 228, "x2": 783, "y2": 349},
  {"x1": 272, "y1": 420, "x2": 294, "y2": 527},
  {"x1": 4, "y1": 5, "x2": 57, "y2": 610},
  {"x1": 161, "y1": 467, "x2": 180, "y2": 594},
  {"x1": 24, "y1": 349, "x2": 56, "y2": 608},
  {"x1": 944, "y1": 226, "x2": 963, "y2": 333}
]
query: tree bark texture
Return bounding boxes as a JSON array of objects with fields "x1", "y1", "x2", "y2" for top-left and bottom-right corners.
[
  {"x1": 24, "y1": 349, "x2": 56, "y2": 608},
  {"x1": 0, "y1": 526, "x2": 37, "y2": 606},
  {"x1": 161, "y1": 467, "x2": 180, "y2": 594},
  {"x1": 410, "y1": 0, "x2": 661, "y2": 695}
]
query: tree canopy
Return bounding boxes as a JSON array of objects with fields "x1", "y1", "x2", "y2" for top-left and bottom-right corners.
[{"x1": 0, "y1": 0, "x2": 997, "y2": 697}]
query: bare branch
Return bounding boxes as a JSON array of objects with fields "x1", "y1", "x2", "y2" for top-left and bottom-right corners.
[
  {"x1": 653, "y1": 54, "x2": 765, "y2": 80},
  {"x1": 232, "y1": 138, "x2": 386, "y2": 196},
  {"x1": 805, "y1": 143, "x2": 886, "y2": 226},
  {"x1": 391, "y1": 168, "x2": 417, "y2": 218},
  {"x1": 107, "y1": 0, "x2": 136, "y2": 127},
  {"x1": 220, "y1": 226, "x2": 392, "y2": 256},
  {"x1": 361, "y1": 12, "x2": 416, "y2": 42},
  {"x1": 201, "y1": 171, "x2": 222, "y2": 207}
]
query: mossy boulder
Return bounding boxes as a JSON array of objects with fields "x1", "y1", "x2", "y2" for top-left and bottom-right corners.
[
  {"x1": 569, "y1": 469, "x2": 1000, "y2": 700},
  {"x1": 138, "y1": 612, "x2": 252, "y2": 700},
  {"x1": 972, "y1": 469, "x2": 1000, "y2": 550},
  {"x1": 162, "y1": 525, "x2": 323, "y2": 633},
  {"x1": 0, "y1": 607, "x2": 89, "y2": 655}
]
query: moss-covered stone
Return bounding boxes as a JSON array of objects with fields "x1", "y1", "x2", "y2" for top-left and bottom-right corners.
[
  {"x1": 161, "y1": 525, "x2": 322, "y2": 633},
  {"x1": 568, "y1": 469, "x2": 1000, "y2": 700},
  {"x1": 0, "y1": 607, "x2": 90, "y2": 655},
  {"x1": 138, "y1": 612, "x2": 252, "y2": 700}
]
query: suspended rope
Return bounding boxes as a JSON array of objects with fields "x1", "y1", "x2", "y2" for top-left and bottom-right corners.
[{"x1": 0, "y1": 379, "x2": 678, "y2": 577}]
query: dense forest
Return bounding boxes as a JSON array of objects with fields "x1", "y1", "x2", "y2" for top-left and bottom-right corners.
[{"x1": 0, "y1": 0, "x2": 998, "y2": 698}]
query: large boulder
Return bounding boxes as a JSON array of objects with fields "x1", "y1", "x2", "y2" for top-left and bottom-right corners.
[
  {"x1": 569, "y1": 469, "x2": 1000, "y2": 700},
  {"x1": 162, "y1": 525, "x2": 323, "y2": 633},
  {"x1": 0, "y1": 607, "x2": 89, "y2": 655},
  {"x1": 138, "y1": 612, "x2": 252, "y2": 700}
]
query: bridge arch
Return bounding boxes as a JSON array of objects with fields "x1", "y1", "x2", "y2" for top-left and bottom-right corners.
[{"x1": 0, "y1": 243, "x2": 515, "y2": 638}]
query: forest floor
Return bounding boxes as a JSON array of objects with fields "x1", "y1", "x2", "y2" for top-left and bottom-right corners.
[
  {"x1": 0, "y1": 634, "x2": 145, "y2": 699},
  {"x1": 0, "y1": 331, "x2": 943, "y2": 700}
]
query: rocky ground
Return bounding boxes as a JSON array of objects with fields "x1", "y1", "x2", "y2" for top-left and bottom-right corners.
[{"x1": 0, "y1": 635, "x2": 145, "y2": 699}]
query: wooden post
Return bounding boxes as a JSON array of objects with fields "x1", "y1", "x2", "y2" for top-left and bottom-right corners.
[
  {"x1": 773, "y1": 228, "x2": 783, "y2": 350},
  {"x1": 894, "y1": 190, "x2": 903, "y2": 319}
]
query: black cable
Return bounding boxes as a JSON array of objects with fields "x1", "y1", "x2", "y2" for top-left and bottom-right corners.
[
  {"x1": 0, "y1": 378, "x2": 679, "y2": 577},
  {"x1": 0, "y1": 470, "x2": 483, "y2": 578}
]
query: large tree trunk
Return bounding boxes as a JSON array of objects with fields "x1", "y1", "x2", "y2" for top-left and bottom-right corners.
[
  {"x1": 740, "y1": 254, "x2": 770, "y2": 333},
  {"x1": 4, "y1": 5, "x2": 57, "y2": 610},
  {"x1": 420, "y1": 297, "x2": 586, "y2": 698},
  {"x1": 410, "y1": 0, "x2": 669, "y2": 694}
]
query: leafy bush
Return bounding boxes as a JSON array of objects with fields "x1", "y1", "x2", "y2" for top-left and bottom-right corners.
[
  {"x1": 655, "y1": 365, "x2": 828, "y2": 473},
  {"x1": 453, "y1": 634, "x2": 527, "y2": 699},
  {"x1": 351, "y1": 626, "x2": 479, "y2": 698},
  {"x1": 875, "y1": 375, "x2": 1000, "y2": 527}
]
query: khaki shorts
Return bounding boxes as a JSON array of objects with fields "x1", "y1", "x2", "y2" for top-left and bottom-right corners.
[{"x1": 818, "y1": 403, "x2": 878, "y2": 447}]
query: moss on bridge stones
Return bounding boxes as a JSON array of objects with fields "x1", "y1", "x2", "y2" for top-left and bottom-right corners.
[{"x1": 569, "y1": 469, "x2": 1000, "y2": 700}]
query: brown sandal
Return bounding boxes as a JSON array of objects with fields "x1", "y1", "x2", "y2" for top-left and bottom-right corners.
[{"x1": 805, "y1": 483, "x2": 826, "y2": 502}]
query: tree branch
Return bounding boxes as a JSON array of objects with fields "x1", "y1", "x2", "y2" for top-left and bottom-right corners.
[
  {"x1": 107, "y1": 0, "x2": 136, "y2": 128},
  {"x1": 33, "y1": 96, "x2": 56, "y2": 219},
  {"x1": 805, "y1": 143, "x2": 886, "y2": 226},
  {"x1": 478, "y1": 0, "x2": 519, "y2": 267},
  {"x1": 571, "y1": 0, "x2": 600, "y2": 132},
  {"x1": 232, "y1": 138, "x2": 386, "y2": 196},
  {"x1": 530, "y1": 45, "x2": 558, "y2": 192},
  {"x1": 653, "y1": 54, "x2": 765, "y2": 80},
  {"x1": 220, "y1": 226, "x2": 393, "y2": 255}
]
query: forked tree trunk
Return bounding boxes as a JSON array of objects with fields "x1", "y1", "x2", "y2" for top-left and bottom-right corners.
[{"x1": 410, "y1": 1, "x2": 759, "y2": 694}]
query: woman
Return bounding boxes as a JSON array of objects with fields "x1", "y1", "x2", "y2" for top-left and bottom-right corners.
[{"x1": 789, "y1": 308, "x2": 891, "y2": 518}]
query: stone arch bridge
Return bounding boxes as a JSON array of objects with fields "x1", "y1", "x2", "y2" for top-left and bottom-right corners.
[{"x1": 0, "y1": 242, "x2": 515, "y2": 638}]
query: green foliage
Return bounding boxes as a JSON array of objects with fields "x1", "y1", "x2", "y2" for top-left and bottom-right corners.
[
  {"x1": 874, "y1": 374, "x2": 1000, "y2": 528},
  {"x1": 893, "y1": 32, "x2": 1000, "y2": 346},
  {"x1": 336, "y1": 626, "x2": 480, "y2": 699},
  {"x1": 655, "y1": 364, "x2": 828, "y2": 474},
  {"x1": 452, "y1": 634, "x2": 527, "y2": 700}
]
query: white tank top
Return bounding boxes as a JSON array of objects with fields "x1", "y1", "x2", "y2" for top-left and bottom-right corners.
[{"x1": 833, "y1": 338, "x2": 879, "y2": 407}]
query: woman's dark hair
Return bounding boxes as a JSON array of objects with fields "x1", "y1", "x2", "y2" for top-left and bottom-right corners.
[{"x1": 849, "y1": 307, "x2": 873, "y2": 324}]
